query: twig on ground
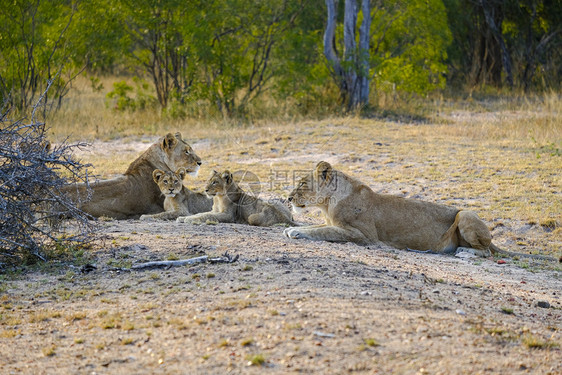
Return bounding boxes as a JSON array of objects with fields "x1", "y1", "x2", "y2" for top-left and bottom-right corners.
[
  {"x1": 313, "y1": 331, "x2": 336, "y2": 338},
  {"x1": 125, "y1": 252, "x2": 239, "y2": 271},
  {"x1": 131, "y1": 256, "x2": 209, "y2": 270},
  {"x1": 209, "y1": 252, "x2": 239, "y2": 264}
]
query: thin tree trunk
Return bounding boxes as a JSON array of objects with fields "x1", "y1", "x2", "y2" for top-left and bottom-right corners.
[
  {"x1": 481, "y1": 0, "x2": 513, "y2": 88},
  {"x1": 358, "y1": 0, "x2": 371, "y2": 106},
  {"x1": 523, "y1": 28, "x2": 561, "y2": 91},
  {"x1": 324, "y1": 0, "x2": 345, "y2": 93},
  {"x1": 344, "y1": 0, "x2": 358, "y2": 108},
  {"x1": 324, "y1": 0, "x2": 371, "y2": 110}
]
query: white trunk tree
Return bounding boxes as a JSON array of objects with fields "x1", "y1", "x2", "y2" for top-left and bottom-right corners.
[{"x1": 324, "y1": 0, "x2": 371, "y2": 110}]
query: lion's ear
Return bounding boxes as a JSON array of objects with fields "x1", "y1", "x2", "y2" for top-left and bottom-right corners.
[
  {"x1": 222, "y1": 170, "x2": 233, "y2": 184},
  {"x1": 153, "y1": 169, "x2": 165, "y2": 183},
  {"x1": 162, "y1": 133, "x2": 178, "y2": 151},
  {"x1": 176, "y1": 168, "x2": 186, "y2": 180},
  {"x1": 175, "y1": 132, "x2": 183, "y2": 141},
  {"x1": 315, "y1": 161, "x2": 333, "y2": 181}
]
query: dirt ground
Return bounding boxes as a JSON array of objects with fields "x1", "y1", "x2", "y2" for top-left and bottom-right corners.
[{"x1": 1, "y1": 115, "x2": 561, "y2": 374}]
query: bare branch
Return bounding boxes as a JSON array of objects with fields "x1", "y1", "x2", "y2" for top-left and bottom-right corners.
[
  {"x1": 131, "y1": 256, "x2": 209, "y2": 270},
  {"x1": 129, "y1": 252, "x2": 239, "y2": 271},
  {"x1": 0, "y1": 84, "x2": 98, "y2": 266}
]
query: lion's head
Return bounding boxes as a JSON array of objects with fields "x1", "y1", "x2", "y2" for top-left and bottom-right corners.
[
  {"x1": 125, "y1": 132, "x2": 201, "y2": 178},
  {"x1": 205, "y1": 170, "x2": 234, "y2": 197},
  {"x1": 288, "y1": 161, "x2": 338, "y2": 209},
  {"x1": 160, "y1": 132, "x2": 201, "y2": 176},
  {"x1": 153, "y1": 168, "x2": 185, "y2": 198}
]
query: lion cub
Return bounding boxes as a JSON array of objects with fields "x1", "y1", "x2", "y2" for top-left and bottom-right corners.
[
  {"x1": 140, "y1": 168, "x2": 212, "y2": 221},
  {"x1": 176, "y1": 170, "x2": 294, "y2": 227}
]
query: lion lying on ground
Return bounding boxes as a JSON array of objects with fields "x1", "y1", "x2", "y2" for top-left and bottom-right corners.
[
  {"x1": 284, "y1": 161, "x2": 555, "y2": 261},
  {"x1": 139, "y1": 168, "x2": 212, "y2": 220},
  {"x1": 64, "y1": 132, "x2": 201, "y2": 219},
  {"x1": 176, "y1": 170, "x2": 294, "y2": 227}
]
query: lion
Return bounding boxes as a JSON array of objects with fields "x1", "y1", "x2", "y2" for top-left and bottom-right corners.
[
  {"x1": 176, "y1": 170, "x2": 294, "y2": 227},
  {"x1": 64, "y1": 132, "x2": 202, "y2": 219},
  {"x1": 139, "y1": 168, "x2": 212, "y2": 220},
  {"x1": 283, "y1": 161, "x2": 556, "y2": 261}
]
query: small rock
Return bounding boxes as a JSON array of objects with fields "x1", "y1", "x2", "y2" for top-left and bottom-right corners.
[
  {"x1": 455, "y1": 309, "x2": 466, "y2": 316},
  {"x1": 536, "y1": 301, "x2": 550, "y2": 308},
  {"x1": 497, "y1": 259, "x2": 507, "y2": 264}
]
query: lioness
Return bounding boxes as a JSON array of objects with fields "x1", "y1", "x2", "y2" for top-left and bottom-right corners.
[
  {"x1": 284, "y1": 161, "x2": 555, "y2": 260},
  {"x1": 139, "y1": 168, "x2": 212, "y2": 220},
  {"x1": 65, "y1": 132, "x2": 201, "y2": 219},
  {"x1": 176, "y1": 170, "x2": 294, "y2": 227}
]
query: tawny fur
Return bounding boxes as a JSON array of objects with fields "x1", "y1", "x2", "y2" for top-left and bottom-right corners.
[
  {"x1": 283, "y1": 161, "x2": 555, "y2": 261},
  {"x1": 177, "y1": 170, "x2": 294, "y2": 227},
  {"x1": 63, "y1": 132, "x2": 201, "y2": 219},
  {"x1": 139, "y1": 168, "x2": 212, "y2": 221}
]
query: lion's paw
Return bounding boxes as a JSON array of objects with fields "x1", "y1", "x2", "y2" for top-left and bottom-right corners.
[
  {"x1": 455, "y1": 246, "x2": 491, "y2": 258},
  {"x1": 284, "y1": 227, "x2": 306, "y2": 240},
  {"x1": 140, "y1": 214, "x2": 154, "y2": 221},
  {"x1": 176, "y1": 216, "x2": 202, "y2": 225}
]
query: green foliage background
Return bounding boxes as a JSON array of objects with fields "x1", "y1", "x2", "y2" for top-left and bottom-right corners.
[{"x1": 1, "y1": 0, "x2": 561, "y2": 117}]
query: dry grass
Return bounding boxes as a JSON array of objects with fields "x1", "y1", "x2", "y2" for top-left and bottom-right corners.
[
  {"x1": 521, "y1": 334, "x2": 560, "y2": 349},
  {"x1": 3, "y1": 79, "x2": 562, "y2": 372},
  {"x1": 48, "y1": 76, "x2": 562, "y2": 258},
  {"x1": 0, "y1": 221, "x2": 560, "y2": 374},
  {"x1": 49, "y1": 76, "x2": 301, "y2": 142},
  {"x1": 52, "y1": 76, "x2": 560, "y2": 143}
]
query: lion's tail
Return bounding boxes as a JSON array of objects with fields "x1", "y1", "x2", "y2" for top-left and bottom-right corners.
[{"x1": 490, "y1": 243, "x2": 560, "y2": 262}]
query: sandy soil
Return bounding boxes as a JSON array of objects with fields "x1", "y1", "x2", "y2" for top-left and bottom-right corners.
[
  {"x1": 2, "y1": 220, "x2": 560, "y2": 374},
  {"x1": 1, "y1": 118, "x2": 561, "y2": 374}
]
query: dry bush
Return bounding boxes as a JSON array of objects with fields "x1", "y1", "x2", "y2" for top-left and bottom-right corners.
[{"x1": 0, "y1": 91, "x2": 97, "y2": 267}]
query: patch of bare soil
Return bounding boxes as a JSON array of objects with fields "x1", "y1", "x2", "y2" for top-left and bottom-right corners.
[
  {"x1": 1, "y1": 118, "x2": 561, "y2": 374},
  {"x1": 1, "y1": 218, "x2": 561, "y2": 374}
]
